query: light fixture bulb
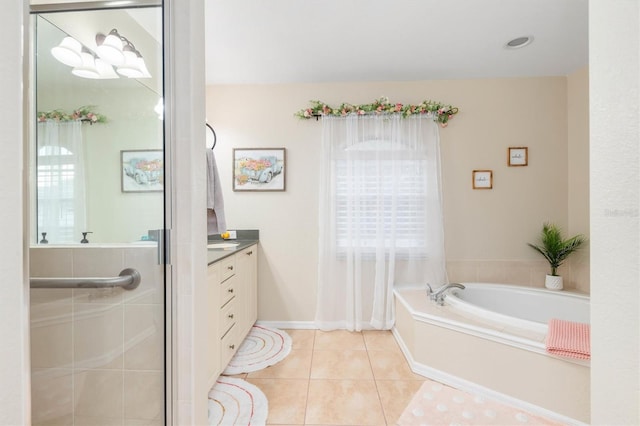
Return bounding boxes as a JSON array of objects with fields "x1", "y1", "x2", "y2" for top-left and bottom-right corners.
[
  {"x1": 96, "y1": 30, "x2": 125, "y2": 65},
  {"x1": 51, "y1": 36, "x2": 83, "y2": 67},
  {"x1": 117, "y1": 49, "x2": 144, "y2": 78},
  {"x1": 71, "y1": 51, "x2": 100, "y2": 79}
]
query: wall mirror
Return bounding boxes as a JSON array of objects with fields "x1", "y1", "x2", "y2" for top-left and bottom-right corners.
[{"x1": 32, "y1": 7, "x2": 164, "y2": 245}]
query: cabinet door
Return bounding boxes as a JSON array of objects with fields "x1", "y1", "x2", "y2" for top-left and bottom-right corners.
[
  {"x1": 206, "y1": 262, "x2": 221, "y2": 384},
  {"x1": 236, "y1": 244, "x2": 258, "y2": 338}
]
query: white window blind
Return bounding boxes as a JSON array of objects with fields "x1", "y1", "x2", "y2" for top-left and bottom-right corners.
[{"x1": 335, "y1": 156, "x2": 428, "y2": 253}]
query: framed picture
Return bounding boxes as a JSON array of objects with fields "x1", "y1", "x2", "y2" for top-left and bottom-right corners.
[
  {"x1": 121, "y1": 150, "x2": 164, "y2": 193},
  {"x1": 472, "y1": 170, "x2": 493, "y2": 189},
  {"x1": 233, "y1": 148, "x2": 286, "y2": 192},
  {"x1": 508, "y1": 147, "x2": 528, "y2": 166}
]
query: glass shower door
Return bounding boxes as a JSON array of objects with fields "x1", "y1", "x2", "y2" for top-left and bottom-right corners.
[{"x1": 29, "y1": 4, "x2": 167, "y2": 425}]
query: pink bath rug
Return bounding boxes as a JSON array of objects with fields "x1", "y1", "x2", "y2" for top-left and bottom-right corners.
[{"x1": 397, "y1": 379, "x2": 564, "y2": 425}]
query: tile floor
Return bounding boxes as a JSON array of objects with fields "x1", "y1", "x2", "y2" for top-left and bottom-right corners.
[{"x1": 233, "y1": 329, "x2": 426, "y2": 425}]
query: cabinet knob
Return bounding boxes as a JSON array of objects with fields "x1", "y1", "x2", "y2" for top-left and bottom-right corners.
[
  {"x1": 246, "y1": 251, "x2": 253, "y2": 256},
  {"x1": 229, "y1": 344, "x2": 235, "y2": 350},
  {"x1": 228, "y1": 288, "x2": 234, "y2": 293},
  {"x1": 228, "y1": 313, "x2": 234, "y2": 319},
  {"x1": 227, "y1": 265, "x2": 234, "y2": 270}
]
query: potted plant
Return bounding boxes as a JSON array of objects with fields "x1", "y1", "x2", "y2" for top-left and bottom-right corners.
[{"x1": 527, "y1": 222, "x2": 587, "y2": 290}]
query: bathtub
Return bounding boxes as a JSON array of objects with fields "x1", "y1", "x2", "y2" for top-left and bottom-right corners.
[
  {"x1": 393, "y1": 283, "x2": 590, "y2": 424},
  {"x1": 445, "y1": 283, "x2": 590, "y2": 334}
]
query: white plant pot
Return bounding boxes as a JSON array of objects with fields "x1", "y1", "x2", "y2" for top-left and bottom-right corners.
[{"x1": 545, "y1": 274, "x2": 563, "y2": 291}]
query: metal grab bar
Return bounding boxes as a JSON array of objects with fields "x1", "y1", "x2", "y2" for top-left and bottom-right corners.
[{"x1": 30, "y1": 268, "x2": 141, "y2": 290}]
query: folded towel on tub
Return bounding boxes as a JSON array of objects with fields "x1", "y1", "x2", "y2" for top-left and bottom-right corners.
[{"x1": 546, "y1": 318, "x2": 590, "y2": 360}]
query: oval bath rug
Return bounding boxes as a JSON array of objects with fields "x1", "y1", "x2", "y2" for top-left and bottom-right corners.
[
  {"x1": 208, "y1": 377, "x2": 268, "y2": 426},
  {"x1": 222, "y1": 325, "x2": 292, "y2": 375}
]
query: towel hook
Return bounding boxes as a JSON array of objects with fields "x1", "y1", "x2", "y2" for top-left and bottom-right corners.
[{"x1": 206, "y1": 122, "x2": 217, "y2": 150}]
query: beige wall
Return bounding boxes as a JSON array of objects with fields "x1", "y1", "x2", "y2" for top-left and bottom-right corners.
[{"x1": 207, "y1": 76, "x2": 588, "y2": 322}]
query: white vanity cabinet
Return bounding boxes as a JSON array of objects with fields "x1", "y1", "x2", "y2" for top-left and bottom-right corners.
[{"x1": 206, "y1": 243, "x2": 258, "y2": 388}]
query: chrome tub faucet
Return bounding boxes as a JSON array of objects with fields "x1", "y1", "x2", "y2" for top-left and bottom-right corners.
[{"x1": 426, "y1": 283, "x2": 465, "y2": 305}]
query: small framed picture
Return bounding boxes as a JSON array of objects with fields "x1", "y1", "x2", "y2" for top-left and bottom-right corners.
[
  {"x1": 472, "y1": 170, "x2": 493, "y2": 189},
  {"x1": 508, "y1": 147, "x2": 528, "y2": 166},
  {"x1": 121, "y1": 150, "x2": 164, "y2": 193},
  {"x1": 233, "y1": 148, "x2": 286, "y2": 191}
]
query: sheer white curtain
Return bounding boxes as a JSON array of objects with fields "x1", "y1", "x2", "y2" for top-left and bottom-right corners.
[
  {"x1": 37, "y1": 121, "x2": 87, "y2": 243},
  {"x1": 316, "y1": 114, "x2": 447, "y2": 331}
]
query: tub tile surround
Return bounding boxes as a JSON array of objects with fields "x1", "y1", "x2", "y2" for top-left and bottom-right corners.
[
  {"x1": 29, "y1": 246, "x2": 164, "y2": 426},
  {"x1": 446, "y1": 259, "x2": 589, "y2": 293}
]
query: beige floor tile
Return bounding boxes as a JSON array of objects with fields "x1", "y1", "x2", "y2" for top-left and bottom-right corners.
[
  {"x1": 375, "y1": 379, "x2": 425, "y2": 424},
  {"x1": 247, "y1": 349, "x2": 312, "y2": 379},
  {"x1": 310, "y1": 349, "x2": 374, "y2": 380},
  {"x1": 362, "y1": 330, "x2": 401, "y2": 352},
  {"x1": 314, "y1": 330, "x2": 366, "y2": 351},
  {"x1": 245, "y1": 378, "x2": 308, "y2": 425},
  {"x1": 368, "y1": 349, "x2": 424, "y2": 380},
  {"x1": 306, "y1": 379, "x2": 386, "y2": 425},
  {"x1": 285, "y1": 329, "x2": 316, "y2": 350}
]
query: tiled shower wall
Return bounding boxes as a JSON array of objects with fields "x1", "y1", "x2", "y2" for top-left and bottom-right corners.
[{"x1": 30, "y1": 246, "x2": 164, "y2": 426}]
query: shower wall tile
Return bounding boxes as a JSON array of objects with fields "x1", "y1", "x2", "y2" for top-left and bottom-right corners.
[
  {"x1": 73, "y1": 303, "x2": 124, "y2": 370},
  {"x1": 124, "y1": 304, "x2": 164, "y2": 371},
  {"x1": 31, "y1": 368, "x2": 73, "y2": 426},
  {"x1": 32, "y1": 245, "x2": 165, "y2": 424},
  {"x1": 72, "y1": 248, "x2": 125, "y2": 277},
  {"x1": 30, "y1": 303, "x2": 72, "y2": 369},
  {"x1": 123, "y1": 247, "x2": 163, "y2": 305},
  {"x1": 73, "y1": 370, "x2": 123, "y2": 423},
  {"x1": 30, "y1": 248, "x2": 73, "y2": 278},
  {"x1": 72, "y1": 248, "x2": 125, "y2": 304},
  {"x1": 124, "y1": 371, "x2": 164, "y2": 422}
]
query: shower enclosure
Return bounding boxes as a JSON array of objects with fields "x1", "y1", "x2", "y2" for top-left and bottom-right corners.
[{"x1": 29, "y1": 2, "x2": 169, "y2": 424}]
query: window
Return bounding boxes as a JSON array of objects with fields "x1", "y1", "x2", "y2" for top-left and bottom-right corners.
[
  {"x1": 37, "y1": 145, "x2": 77, "y2": 242},
  {"x1": 334, "y1": 143, "x2": 428, "y2": 254}
]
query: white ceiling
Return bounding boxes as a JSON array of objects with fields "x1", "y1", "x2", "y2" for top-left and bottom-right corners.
[{"x1": 204, "y1": 0, "x2": 588, "y2": 85}]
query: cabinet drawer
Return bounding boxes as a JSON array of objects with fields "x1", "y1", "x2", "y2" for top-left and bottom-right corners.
[
  {"x1": 219, "y1": 275, "x2": 237, "y2": 307},
  {"x1": 219, "y1": 298, "x2": 237, "y2": 337},
  {"x1": 220, "y1": 256, "x2": 236, "y2": 282},
  {"x1": 220, "y1": 324, "x2": 238, "y2": 368}
]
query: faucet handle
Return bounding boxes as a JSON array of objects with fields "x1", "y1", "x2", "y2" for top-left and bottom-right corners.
[{"x1": 426, "y1": 283, "x2": 433, "y2": 295}]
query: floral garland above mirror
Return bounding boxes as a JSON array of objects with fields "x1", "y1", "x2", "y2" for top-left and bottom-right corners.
[
  {"x1": 295, "y1": 96, "x2": 458, "y2": 127},
  {"x1": 37, "y1": 106, "x2": 107, "y2": 124}
]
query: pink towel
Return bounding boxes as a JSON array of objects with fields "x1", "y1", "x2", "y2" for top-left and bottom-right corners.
[{"x1": 546, "y1": 318, "x2": 590, "y2": 360}]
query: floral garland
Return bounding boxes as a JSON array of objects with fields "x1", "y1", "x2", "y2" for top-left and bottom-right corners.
[
  {"x1": 37, "y1": 106, "x2": 107, "y2": 124},
  {"x1": 295, "y1": 96, "x2": 458, "y2": 127}
]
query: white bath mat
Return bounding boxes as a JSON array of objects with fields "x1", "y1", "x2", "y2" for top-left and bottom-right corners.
[
  {"x1": 222, "y1": 325, "x2": 292, "y2": 375},
  {"x1": 208, "y1": 377, "x2": 268, "y2": 426}
]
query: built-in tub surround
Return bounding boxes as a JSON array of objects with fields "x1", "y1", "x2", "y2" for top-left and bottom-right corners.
[
  {"x1": 446, "y1": 259, "x2": 589, "y2": 293},
  {"x1": 393, "y1": 284, "x2": 590, "y2": 424},
  {"x1": 29, "y1": 245, "x2": 164, "y2": 425}
]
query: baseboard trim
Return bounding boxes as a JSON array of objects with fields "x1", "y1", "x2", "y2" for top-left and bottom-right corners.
[
  {"x1": 391, "y1": 327, "x2": 587, "y2": 426},
  {"x1": 256, "y1": 320, "x2": 317, "y2": 330}
]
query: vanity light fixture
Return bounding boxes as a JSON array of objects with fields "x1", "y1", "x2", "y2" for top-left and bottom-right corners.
[{"x1": 51, "y1": 28, "x2": 150, "y2": 80}]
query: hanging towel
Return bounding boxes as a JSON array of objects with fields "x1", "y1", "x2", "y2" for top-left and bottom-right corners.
[
  {"x1": 206, "y1": 149, "x2": 226, "y2": 235},
  {"x1": 546, "y1": 318, "x2": 590, "y2": 360}
]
